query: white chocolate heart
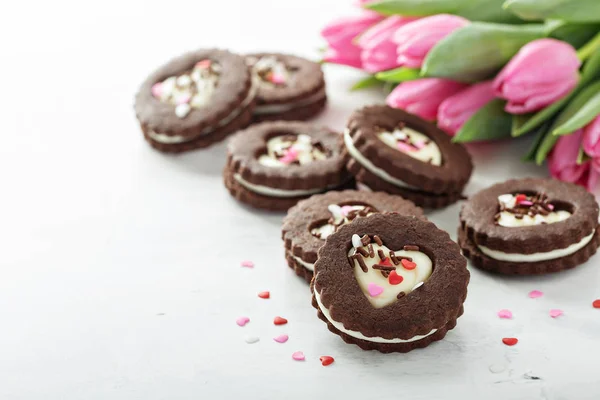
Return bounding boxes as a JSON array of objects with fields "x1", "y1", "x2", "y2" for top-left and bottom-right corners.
[
  {"x1": 258, "y1": 134, "x2": 328, "y2": 167},
  {"x1": 311, "y1": 204, "x2": 375, "y2": 239},
  {"x1": 349, "y1": 235, "x2": 433, "y2": 309},
  {"x1": 377, "y1": 126, "x2": 442, "y2": 166},
  {"x1": 496, "y1": 193, "x2": 571, "y2": 227}
]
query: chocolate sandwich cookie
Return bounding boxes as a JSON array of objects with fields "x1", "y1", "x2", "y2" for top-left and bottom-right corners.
[
  {"x1": 135, "y1": 49, "x2": 257, "y2": 153},
  {"x1": 459, "y1": 178, "x2": 600, "y2": 275},
  {"x1": 282, "y1": 190, "x2": 424, "y2": 283},
  {"x1": 246, "y1": 53, "x2": 326, "y2": 122},
  {"x1": 312, "y1": 213, "x2": 469, "y2": 353},
  {"x1": 344, "y1": 105, "x2": 473, "y2": 208},
  {"x1": 224, "y1": 121, "x2": 351, "y2": 211}
]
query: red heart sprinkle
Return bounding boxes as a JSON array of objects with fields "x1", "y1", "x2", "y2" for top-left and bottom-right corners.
[
  {"x1": 515, "y1": 194, "x2": 526, "y2": 203},
  {"x1": 593, "y1": 299, "x2": 600, "y2": 309},
  {"x1": 502, "y1": 337, "x2": 518, "y2": 346},
  {"x1": 320, "y1": 356, "x2": 334, "y2": 366},
  {"x1": 388, "y1": 270, "x2": 404, "y2": 285},
  {"x1": 274, "y1": 316, "x2": 288, "y2": 325},
  {"x1": 401, "y1": 259, "x2": 417, "y2": 270},
  {"x1": 258, "y1": 291, "x2": 270, "y2": 299},
  {"x1": 379, "y1": 257, "x2": 393, "y2": 267}
]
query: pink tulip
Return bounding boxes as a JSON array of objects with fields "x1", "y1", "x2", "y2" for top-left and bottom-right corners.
[
  {"x1": 393, "y1": 14, "x2": 469, "y2": 69},
  {"x1": 321, "y1": 12, "x2": 384, "y2": 68},
  {"x1": 437, "y1": 81, "x2": 496, "y2": 135},
  {"x1": 359, "y1": 16, "x2": 418, "y2": 73},
  {"x1": 583, "y1": 116, "x2": 600, "y2": 158},
  {"x1": 386, "y1": 78, "x2": 468, "y2": 121},
  {"x1": 494, "y1": 39, "x2": 581, "y2": 114},
  {"x1": 548, "y1": 129, "x2": 599, "y2": 191}
]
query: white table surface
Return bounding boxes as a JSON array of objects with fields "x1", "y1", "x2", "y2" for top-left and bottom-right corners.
[{"x1": 2, "y1": 1, "x2": 600, "y2": 399}]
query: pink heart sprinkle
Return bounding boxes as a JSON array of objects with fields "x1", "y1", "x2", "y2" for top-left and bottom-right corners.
[
  {"x1": 273, "y1": 334, "x2": 289, "y2": 343},
  {"x1": 519, "y1": 200, "x2": 533, "y2": 206},
  {"x1": 397, "y1": 142, "x2": 417, "y2": 153},
  {"x1": 549, "y1": 309, "x2": 564, "y2": 318},
  {"x1": 176, "y1": 94, "x2": 191, "y2": 105},
  {"x1": 413, "y1": 140, "x2": 427, "y2": 149},
  {"x1": 270, "y1": 73, "x2": 286, "y2": 84},
  {"x1": 280, "y1": 148, "x2": 298, "y2": 164},
  {"x1": 151, "y1": 83, "x2": 163, "y2": 98},
  {"x1": 529, "y1": 290, "x2": 544, "y2": 299},
  {"x1": 195, "y1": 60, "x2": 211, "y2": 69},
  {"x1": 547, "y1": 204, "x2": 555, "y2": 210},
  {"x1": 241, "y1": 260, "x2": 254, "y2": 268},
  {"x1": 236, "y1": 317, "x2": 250, "y2": 327},
  {"x1": 367, "y1": 283, "x2": 384, "y2": 297},
  {"x1": 340, "y1": 206, "x2": 354, "y2": 216},
  {"x1": 292, "y1": 351, "x2": 305, "y2": 361},
  {"x1": 497, "y1": 309, "x2": 513, "y2": 319}
]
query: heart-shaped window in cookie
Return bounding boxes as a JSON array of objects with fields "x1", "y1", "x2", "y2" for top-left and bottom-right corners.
[
  {"x1": 257, "y1": 133, "x2": 331, "y2": 167},
  {"x1": 376, "y1": 123, "x2": 442, "y2": 166},
  {"x1": 248, "y1": 56, "x2": 298, "y2": 87},
  {"x1": 310, "y1": 202, "x2": 378, "y2": 240},
  {"x1": 495, "y1": 192, "x2": 573, "y2": 227},
  {"x1": 349, "y1": 234, "x2": 433, "y2": 308},
  {"x1": 151, "y1": 60, "x2": 222, "y2": 119}
]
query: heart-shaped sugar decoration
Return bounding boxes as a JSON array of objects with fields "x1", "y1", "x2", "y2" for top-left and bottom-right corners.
[
  {"x1": 320, "y1": 356, "x2": 334, "y2": 366},
  {"x1": 258, "y1": 291, "x2": 270, "y2": 299},
  {"x1": 350, "y1": 236, "x2": 433, "y2": 308},
  {"x1": 236, "y1": 317, "x2": 250, "y2": 326},
  {"x1": 388, "y1": 270, "x2": 404, "y2": 285},
  {"x1": 549, "y1": 309, "x2": 563, "y2": 318},
  {"x1": 292, "y1": 351, "x2": 305, "y2": 361},
  {"x1": 502, "y1": 337, "x2": 518, "y2": 346},
  {"x1": 593, "y1": 299, "x2": 600, "y2": 308},
  {"x1": 273, "y1": 334, "x2": 289, "y2": 343},
  {"x1": 274, "y1": 316, "x2": 288, "y2": 325},
  {"x1": 497, "y1": 309, "x2": 513, "y2": 319}
]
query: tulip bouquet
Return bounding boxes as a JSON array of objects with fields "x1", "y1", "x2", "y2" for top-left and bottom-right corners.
[{"x1": 321, "y1": 0, "x2": 600, "y2": 191}]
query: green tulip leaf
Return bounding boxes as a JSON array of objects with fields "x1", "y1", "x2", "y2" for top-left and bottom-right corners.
[
  {"x1": 513, "y1": 87, "x2": 579, "y2": 137},
  {"x1": 535, "y1": 81, "x2": 600, "y2": 164},
  {"x1": 457, "y1": 0, "x2": 525, "y2": 23},
  {"x1": 553, "y1": 82, "x2": 600, "y2": 135},
  {"x1": 512, "y1": 113, "x2": 532, "y2": 136},
  {"x1": 522, "y1": 121, "x2": 551, "y2": 161},
  {"x1": 375, "y1": 67, "x2": 420, "y2": 83},
  {"x1": 422, "y1": 22, "x2": 546, "y2": 83},
  {"x1": 582, "y1": 48, "x2": 600, "y2": 82},
  {"x1": 504, "y1": 0, "x2": 600, "y2": 23},
  {"x1": 577, "y1": 147, "x2": 590, "y2": 164},
  {"x1": 549, "y1": 23, "x2": 600, "y2": 48},
  {"x1": 365, "y1": 0, "x2": 471, "y2": 16},
  {"x1": 350, "y1": 76, "x2": 382, "y2": 91},
  {"x1": 453, "y1": 99, "x2": 513, "y2": 143}
]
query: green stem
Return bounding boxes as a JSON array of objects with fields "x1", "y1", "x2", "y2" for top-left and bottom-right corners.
[{"x1": 577, "y1": 31, "x2": 600, "y2": 62}]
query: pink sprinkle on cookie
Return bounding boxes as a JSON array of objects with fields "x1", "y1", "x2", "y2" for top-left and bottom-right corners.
[
  {"x1": 270, "y1": 73, "x2": 286, "y2": 84},
  {"x1": 151, "y1": 83, "x2": 163, "y2": 98},
  {"x1": 397, "y1": 142, "x2": 416, "y2": 153},
  {"x1": 176, "y1": 94, "x2": 191, "y2": 105},
  {"x1": 292, "y1": 351, "x2": 305, "y2": 361},
  {"x1": 497, "y1": 309, "x2": 513, "y2": 319},
  {"x1": 519, "y1": 200, "x2": 533, "y2": 206},
  {"x1": 236, "y1": 317, "x2": 250, "y2": 327},
  {"x1": 195, "y1": 59, "x2": 211, "y2": 69},
  {"x1": 273, "y1": 334, "x2": 289, "y2": 343},
  {"x1": 529, "y1": 290, "x2": 543, "y2": 299},
  {"x1": 549, "y1": 309, "x2": 564, "y2": 318},
  {"x1": 241, "y1": 260, "x2": 254, "y2": 268},
  {"x1": 340, "y1": 205, "x2": 354, "y2": 217},
  {"x1": 367, "y1": 283, "x2": 384, "y2": 297},
  {"x1": 279, "y1": 148, "x2": 298, "y2": 164},
  {"x1": 413, "y1": 140, "x2": 427, "y2": 149}
]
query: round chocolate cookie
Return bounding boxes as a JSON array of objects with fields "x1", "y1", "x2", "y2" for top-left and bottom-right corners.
[
  {"x1": 282, "y1": 190, "x2": 424, "y2": 283},
  {"x1": 312, "y1": 213, "x2": 469, "y2": 353},
  {"x1": 224, "y1": 121, "x2": 351, "y2": 211},
  {"x1": 135, "y1": 49, "x2": 257, "y2": 153},
  {"x1": 344, "y1": 105, "x2": 473, "y2": 208},
  {"x1": 459, "y1": 178, "x2": 600, "y2": 275},
  {"x1": 246, "y1": 53, "x2": 326, "y2": 122}
]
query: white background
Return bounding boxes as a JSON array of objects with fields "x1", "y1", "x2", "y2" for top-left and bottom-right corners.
[{"x1": 2, "y1": 1, "x2": 600, "y2": 399}]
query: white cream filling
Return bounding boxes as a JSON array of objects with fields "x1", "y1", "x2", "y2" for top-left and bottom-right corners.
[
  {"x1": 233, "y1": 174, "x2": 341, "y2": 198},
  {"x1": 314, "y1": 289, "x2": 437, "y2": 344},
  {"x1": 478, "y1": 231, "x2": 595, "y2": 263},
  {"x1": 254, "y1": 89, "x2": 326, "y2": 115},
  {"x1": 343, "y1": 129, "x2": 418, "y2": 190},
  {"x1": 496, "y1": 194, "x2": 571, "y2": 227},
  {"x1": 148, "y1": 77, "x2": 259, "y2": 144},
  {"x1": 292, "y1": 255, "x2": 314, "y2": 272}
]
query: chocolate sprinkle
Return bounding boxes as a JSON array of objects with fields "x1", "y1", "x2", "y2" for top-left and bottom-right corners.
[
  {"x1": 403, "y1": 245, "x2": 420, "y2": 251},
  {"x1": 373, "y1": 235, "x2": 383, "y2": 246},
  {"x1": 397, "y1": 255, "x2": 413, "y2": 262},
  {"x1": 357, "y1": 247, "x2": 369, "y2": 257},
  {"x1": 355, "y1": 253, "x2": 368, "y2": 272},
  {"x1": 373, "y1": 265, "x2": 395, "y2": 271},
  {"x1": 361, "y1": 235, "x2": 371, "y2": 246},
  {"x1": 368, "y1": 244, "x2": 375, "y2": 258},
  {"x1": 396, "y1": 292, "x2": 406, "y2": 299},
  {"x1": 389, "y1": 252, "x2": 400, "y2": 265},
  {"x1": 377, "y1": 249, "x2": 386, "y2": 261}
]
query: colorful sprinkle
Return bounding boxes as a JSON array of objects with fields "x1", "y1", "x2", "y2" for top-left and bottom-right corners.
[
  {"x1": 502, "y1": 337, "x2": 518, "y2": 346},
  {"x1": 274, "y1": 316, "x2": 288, "y2": 325},
  {"x1": 270, "y1": 73, "x2": 286, "y2": 84},
  {"x1": 497, "y1": 309, "x2": 513, "y2": 319},
  {"x1": 241, "y1": 260, "x2": 254, "y2": 268},
  {"x1": 151, "y1": 83, "x2": 163, "y2": 98},
  {"x1": 340, "y1": 205, "x2": 354, "y2": 217},
  {"x1": 258, "y1": 291, "x2": 270, "y2": 299},
  {"x1": 397, "y1": 142, "x2": 416, "y2": 153},
  {"x1": 388, "y1": 270, "x2": 404, "y2": 285},
  {"x1": 401, "y1": 259, "x2": 417, "y2": 270},
  {"x1": 352, "y1": 234, "x2": 362, "y2": 248},
  {"x1": 292, "y1": 351, "x2": 305, "y2": 361},
  {"x1": 195, "y1": 59, "x2": 212, "y2": 69},
  {"x1": 273, "y1": 334, "x2": 289, "y2": 343},
  {"x1": 547, "y1": 204, "x2": 555, "y2": 210},
  {"x1": 176, "y1": 93, "x2": 191, "y2": 105},
  {"x1": 279, "y1": 148, "x2": 299, "y2": 164},
  {"x1": 367, "y1": 283, "x2": 384, "y2": 297},
  {"x1": 593, "y1": 299, "x2": 600, "y2": 308},
  {"x1": 528, "y1": 290, "x2": 544, "y2": 299},
  {"x1": 379, "y1": 257, "x2": 393, "y2": 267},
  {"x1": 549, "y1": 309, "x2": 564, "y2": 318},
  {"x1": 413, "y1": 140, "x2": 427, "y2": 150},
  {"x1": 175, "y1": 103, "x2": 191, "y2": 118},
  {"x1": 518, "y1": 200, "x2": 533, "y2": 206},
  {"x1": 245, "y1": 336, "x2": 260, "y2": 344},
  {"x1": 515, "y1": 194, "x2": 527, "y2": 203},
  {"x1": 320, "y1": 356, "x2": 335, "y2": 366},
  {"x1": 236, "y1": 317, "x2": 250, "y2": 327}
]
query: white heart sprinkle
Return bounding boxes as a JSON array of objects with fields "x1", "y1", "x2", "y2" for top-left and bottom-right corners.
[
  {"x1": 175, "y1": 103, "x2": 191, "y2": 118},
  {"x1": 244, "y1": 336, "x2": 260, "y2": 344},
  {"x1": 352, "y1": 234, "x2": 362, "y2": 249},
  {"x1": 412, "y1": 282, "x2": 424, "y2": 291}
]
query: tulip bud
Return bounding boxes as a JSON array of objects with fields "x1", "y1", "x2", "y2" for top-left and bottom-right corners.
[
  {"x1": 493, "y1": 39, "x2": 581, "y2": 114},
  {"x1": 583, "y1": 115, "x2": 600, "y2": 158},
  {"x1": 386, "y1": 78, "x2": 468, "y2": 121},
  {"x1": 437, "y1": 81, "x2": 496, "y2": 135},
  {"x1": 547, "y1": 129, "x2": 599, "y2": 191}
]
